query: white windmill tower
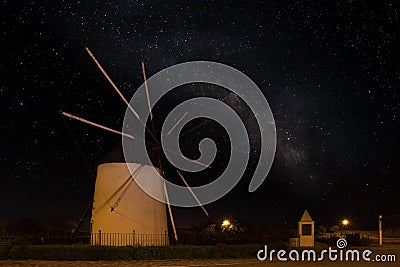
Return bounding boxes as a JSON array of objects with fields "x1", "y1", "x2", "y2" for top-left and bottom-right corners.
[
  {"x1": 61, "y1": 48, "x2": 208, "y2": 246},
  {"x1": 90, "y1": 143, "x2": 168, "y2": 246}
]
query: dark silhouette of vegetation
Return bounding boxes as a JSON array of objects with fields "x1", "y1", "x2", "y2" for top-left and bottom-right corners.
[{"x1": 0, "y1": 244, "x2": 288, "y2": 260}]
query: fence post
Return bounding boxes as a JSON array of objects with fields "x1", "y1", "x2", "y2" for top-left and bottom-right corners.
[
  {"x1": 133, "y1": 230, "x2": 135, "y2": 246},
  {"x1": 98, "y1": 230, "x2": 102, "y2": 246}
]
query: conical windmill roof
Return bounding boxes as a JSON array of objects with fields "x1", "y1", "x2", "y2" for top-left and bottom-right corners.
[{"x1": 300, "y1": 209, "x2": 313, "y2": 222}]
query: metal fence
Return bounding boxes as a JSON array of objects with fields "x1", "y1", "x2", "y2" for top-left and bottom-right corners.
[
  {"x1": 1, "y1": 231, "x2": 267, "y2": 246},
  {"x1": 90, "y1": 232, "x2": 168, "y2": 246},
  {"x1": 89, "y1": 232, "x2": 261, "y2": 246},
  {"x1": 0, "y1": 233, "x2": 90, "y2": 245}
]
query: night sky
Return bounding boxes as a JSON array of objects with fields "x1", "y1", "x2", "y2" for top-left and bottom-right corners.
[{"x1": 2, "y1": 0, "x2": 400, "y2": 230}]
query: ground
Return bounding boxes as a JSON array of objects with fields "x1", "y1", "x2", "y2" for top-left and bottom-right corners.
[
  {"x1": 0, "y1": 245, "x2": 398, "y2": 267},
  {"x1": 0, "y1": 258, "x2": 399, "y2": 267}
]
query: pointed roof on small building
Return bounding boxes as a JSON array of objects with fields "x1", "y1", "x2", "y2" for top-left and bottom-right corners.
[{"x1": 300, "y1": 209, "x2": 313, "y2": 222}]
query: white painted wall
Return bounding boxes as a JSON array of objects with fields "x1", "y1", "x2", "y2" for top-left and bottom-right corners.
[{"x1": 90, "y1": 163, "x2": 168, "y2": 246}]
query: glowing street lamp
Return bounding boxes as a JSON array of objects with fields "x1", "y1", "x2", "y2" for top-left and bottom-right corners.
[
  {"x1": 342, "y1": 219, "x2": 349, "y2": 236},
  {"x1": 222, "y1": 220, "x2": 231, "y2": 227}
]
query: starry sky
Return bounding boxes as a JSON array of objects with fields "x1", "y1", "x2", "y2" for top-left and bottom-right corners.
[{"x1": 2, "y1": 0, "x2": 400, "y2": 230}]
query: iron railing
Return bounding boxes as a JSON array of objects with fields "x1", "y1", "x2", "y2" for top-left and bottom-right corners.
[
  {"x1": 90, "y1": 231, "x2": 169, "y2": 246},
  {"x1": 1, "y1": 231, "x2": 276, "y2": 246}
]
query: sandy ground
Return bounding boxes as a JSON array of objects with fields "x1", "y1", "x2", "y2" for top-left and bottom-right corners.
[
  {"x1": 0, "y1": 258, "x2": 398, "y2": 267},
  {"x1": 0, "y1": 245, "x2": 398, "y2": 267},
  {"x1": 0, "y1": 259, "x2": 399, "y2": 267}
]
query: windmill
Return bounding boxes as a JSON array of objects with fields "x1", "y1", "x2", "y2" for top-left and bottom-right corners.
[{"x1": 60, "y1": 48, "x2": 209, "y2": 246}]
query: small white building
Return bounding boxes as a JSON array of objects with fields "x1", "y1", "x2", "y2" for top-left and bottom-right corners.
[{"x1": 298, "y1": 209, "x2": 315, "y2": 247}]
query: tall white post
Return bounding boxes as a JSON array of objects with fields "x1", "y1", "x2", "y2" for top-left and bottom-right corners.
[{"x1": 379, "y1": 215, "x2": 383, "y2": 246}]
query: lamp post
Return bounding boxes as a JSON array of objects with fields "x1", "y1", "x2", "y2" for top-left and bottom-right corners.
[
  {"x1": 379, "y1": 215, "x2": 383, "y2": 246},
  {"x1": 221, "y1": 219, "x2": 232, "y2": 243},
  {"x1": 342, "y1": 219, "x2": 349, "y2": 237}
]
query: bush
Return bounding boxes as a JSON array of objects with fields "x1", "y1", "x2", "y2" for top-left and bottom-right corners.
[
  {"x1": 317, "y1": 235, "x2": 371, "y2": 247},
  {"x1": 0, "y1": 246, "x2": 11, "y2": 260},
  {"x1": 0, "y1": 243, "x2": 285, "y2": 261},
  {"x1": 9, "y1": 245, "x2": 28, "y2": 259}
]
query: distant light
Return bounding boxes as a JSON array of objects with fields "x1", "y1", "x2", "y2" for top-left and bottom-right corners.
[
  {"x1": 222, "y1": 220, "x2": 231, "y2": 226},
  {"x1": 342, "y1": 219, "x2": 349, "y2": 226}
]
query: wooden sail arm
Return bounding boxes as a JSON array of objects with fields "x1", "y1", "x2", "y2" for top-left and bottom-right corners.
[
  {"x1": 176, "y1": 170, "x2": 209, "y2": 217},
  {"x1": 60, "y1": 111, "x2": 135, "y2": 140},
  {"x1": 85, "y1": 47, "x2": 140, "y2": 120},
  {"x1": 85, "y1": 48, "x2": 158, "y2": 144}
]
